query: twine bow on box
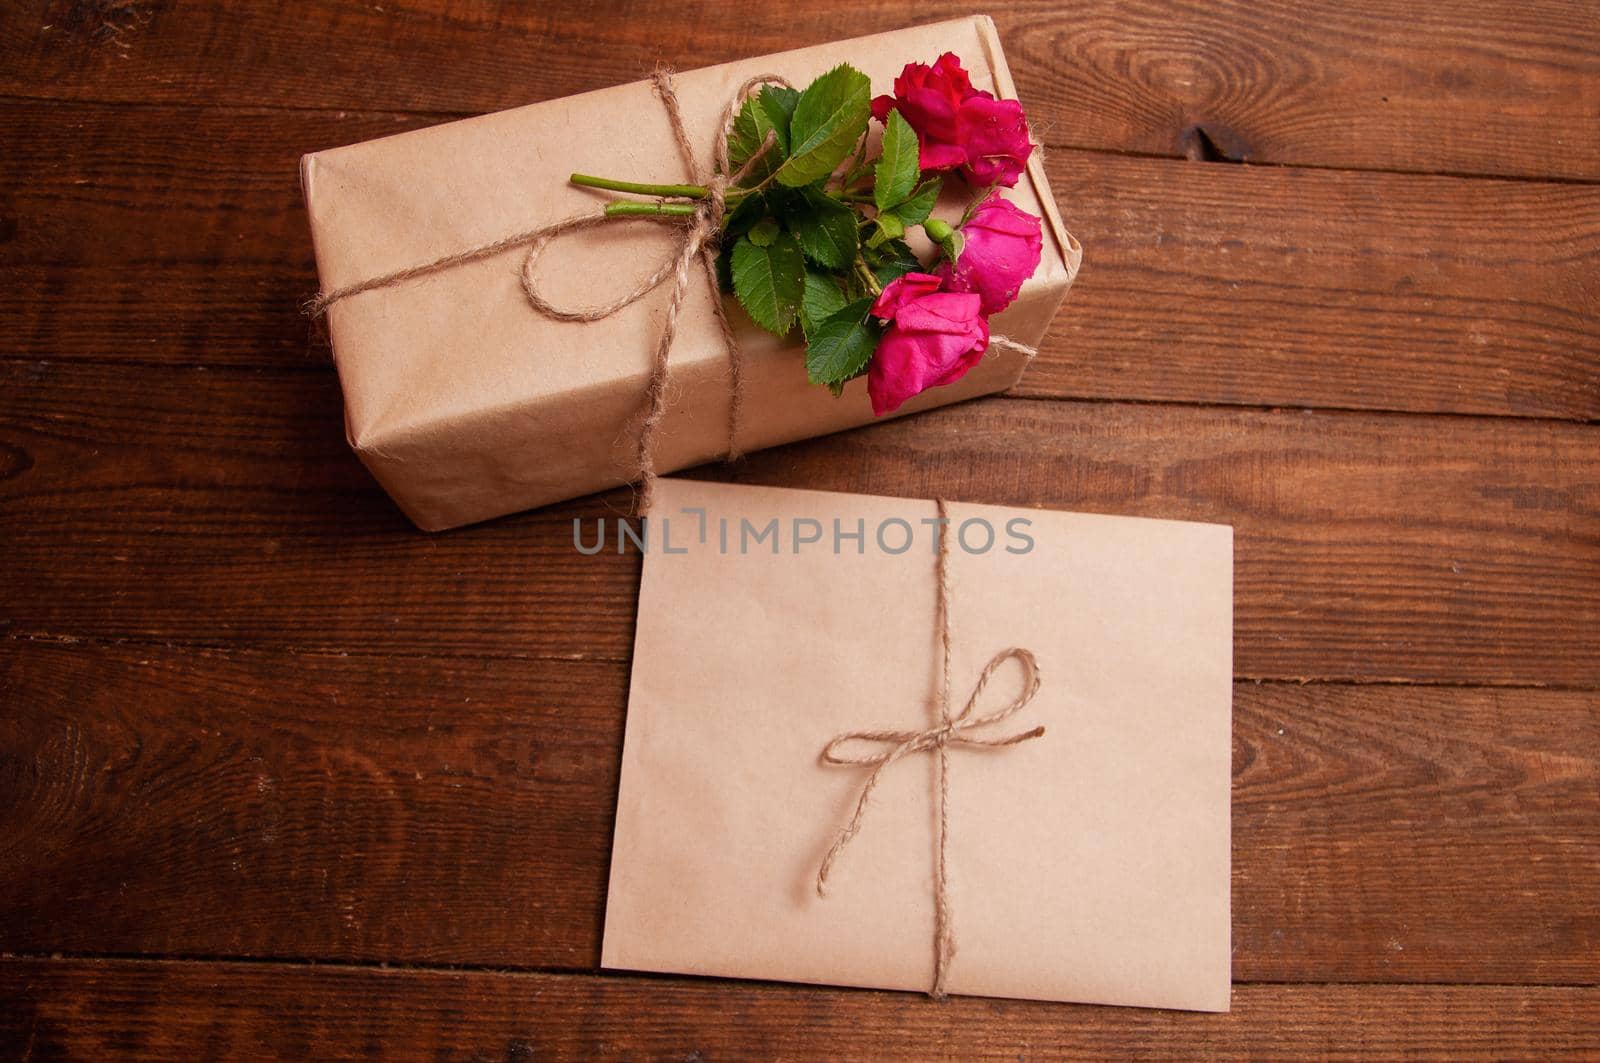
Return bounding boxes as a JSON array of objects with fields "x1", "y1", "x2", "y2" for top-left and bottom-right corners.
[
  {"x1": 306, "y1": 71, "x2": 1038, "y2": 515},
  {"x1": 306, "y1": 69, "x2": 790, "y2": 514},
  {"x1": 815, "y1": 498, "x2": 1047, "y2": 999}
]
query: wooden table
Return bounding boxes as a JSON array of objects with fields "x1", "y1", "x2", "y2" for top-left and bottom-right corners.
[{"x1": 3, "y1": 2, "x2": 1597, "y2": 1058}]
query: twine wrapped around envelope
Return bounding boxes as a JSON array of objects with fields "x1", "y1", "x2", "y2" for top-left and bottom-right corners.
[
  {"x1": 816, "y1": 498, "x2": 1045, "y2": 999},
  {"x1": 306, "y1": 72, "x2": 1038, "y2": 515}
]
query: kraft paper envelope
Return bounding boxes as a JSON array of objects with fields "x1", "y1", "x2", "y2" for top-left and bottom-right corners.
[{"x1": 604, "y1": 478, "x2": 1233, "y2": 1010}]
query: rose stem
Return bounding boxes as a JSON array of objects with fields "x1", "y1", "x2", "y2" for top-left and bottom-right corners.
[
  {"x1": 603, "y1": 202, "x2": 698, "y2": 217},
  {"x1": 853, "y1": 256, "x2": 883, "y2": 296},
  {"x1": 570, "y1": 173, "x2": 709, "y2": 199}
]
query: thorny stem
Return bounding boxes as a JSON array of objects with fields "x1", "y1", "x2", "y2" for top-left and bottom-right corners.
[{"x1": 853, "y1": 255, "x2": 883, "y2": 297}]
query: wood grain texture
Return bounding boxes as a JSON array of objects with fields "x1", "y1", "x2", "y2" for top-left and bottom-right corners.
[
  {"x1": 1030, "y1": 154, "x2": 1600, "y2": 418},
  {"x1": 3, "y1": 1, "x2": 1598, "y2": 180},
  {"x1": 5, "y1": 99, "x2": 1599, "y2": 419},
  {"x1": 3, "y1": 638, "x2": 1596, "y2": 982},
  {"x1": 0, "y1": 639, "x2": 622, "y2": 969},
  {"x1": 5, "y1": 361, "x2": 1598, "y2": 683},
  {"x1": 4, "y1": 1, "x2": 1600, "y2": 1046},
  {"x1": 3, "y1": 958, "x2": 1599, "y2": 1061}
]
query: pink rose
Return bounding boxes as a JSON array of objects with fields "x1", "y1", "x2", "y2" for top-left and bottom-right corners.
[
  {"x1": 953, "y1": 94, "x2": 1033, "y2": 187},
  {"x1": 871, "y1": 53, "x2": 1034, "y2": 188},
  {"x1": 867, "y1": 273, "x2": 990, "y2": 416},
  {"x1": 936, "y1": 193, "x2": 1044, "y2": 315}
]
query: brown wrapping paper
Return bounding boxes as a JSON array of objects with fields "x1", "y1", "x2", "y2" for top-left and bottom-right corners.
[
  {"x1": 302, "y1": 17, "x2": 1081, "y2": 530},
  {"x1": 604, "y1": 479, "x2": 1233, "y2": 1010}
]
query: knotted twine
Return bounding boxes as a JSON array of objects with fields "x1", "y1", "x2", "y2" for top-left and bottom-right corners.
[
  {"x1": 816, "y1": 498, "x2": 1045, "y2": 999},
  {"x1": 306, "y1": 69, "x2": 787, "y2": 513},
  {"x1": 305, "y1": 70, "x2": 1039, "y2": 515}
]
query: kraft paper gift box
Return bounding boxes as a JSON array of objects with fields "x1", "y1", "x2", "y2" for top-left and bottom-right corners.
[
  {"x1": 301, "y1": 16, "x2": 1081, "y2": 531},
  {"x1": 603, "y1": 479, "x2": 1234, "y2": 1011}
]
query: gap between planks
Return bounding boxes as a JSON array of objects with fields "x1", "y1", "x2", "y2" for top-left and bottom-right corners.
[
  {"x1": 5, "y1": 92, "x2": 1600, "y2": 189},
  {"x1": 3, "y1": 951, "x2": 1596, "y2": 990},
  {"x1": 3, "y1": 355, "x2": 1597, "y2": 427},
  {"x1": 5, "y1": 630, "x2": 1600, "y2": 693}
]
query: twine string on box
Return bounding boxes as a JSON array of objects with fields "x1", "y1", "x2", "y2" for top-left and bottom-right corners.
[
  {"x1": 306, "y1": 70, "x2": 785, "y2": 513},
  {"x1": 305, "y1": 71, "x2": 1038, "y2": 514},
  {"x1": 815, "y1": 497, "x2": 1045, "y2": 999}
]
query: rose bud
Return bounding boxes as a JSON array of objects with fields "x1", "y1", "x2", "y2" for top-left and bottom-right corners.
[
  {"x1": 934, "y1": 193, "x2": 1044, "y2": 316},
  {"x1": 871, "y1": 53, "x2": 1034, "y2": 187},
  {"x1": 867, "y1": 272, "x2": 990, "y2": 417}
]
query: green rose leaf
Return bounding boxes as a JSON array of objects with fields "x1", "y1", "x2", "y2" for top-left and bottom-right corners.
[
  {"x1": 763, "y1": 85, "x2": 800, "y2": 129},
  {"x1": 887, "y1": 177, "x2": 942, "y2": 227},
  {"x1": 787, "y1": 186, "x2": 859, "y2": 269},
  {"x1": 801, "y1": 269, "x2": 849, "y2": 338},
  {"x1": 874, "y1": 109, "x2": 921, "y2": 211},
  {"x1": 748, "y1": 216, "x2": 780, "y2": 247},
  {"x1": 728, "y1": 86, "x2": 799, "y2": 182},
  {"x1": 805, "y1": 298, "x2": 880, "y2": 394},
  {"x1": 731, "y1": 231, "x2": 805, "y2": 335},
  {"x1": 868, "y1": 212, "x2": 905, "y2": 249},
  {"x1": 778, "y1": 65, "x2": 871, "y2": 188}
]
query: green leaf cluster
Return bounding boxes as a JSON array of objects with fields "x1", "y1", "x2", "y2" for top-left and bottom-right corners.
[
  {"x1": 566, "y1": 52, "x2": 1041, "y2": 401},
  {"x1": 724, "y1": 67, "x2": 872, "y2": 340},
  {"x1": 716, "y1": 63, "x2": 939, "y2": 395}
]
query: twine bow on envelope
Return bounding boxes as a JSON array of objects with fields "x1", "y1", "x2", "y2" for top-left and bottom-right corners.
[{"x1": 815, "y1": 498, "x2": 1046, "y2": 999}]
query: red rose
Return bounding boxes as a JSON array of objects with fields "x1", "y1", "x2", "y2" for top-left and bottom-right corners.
[
  {"x1": 867, "y1": 272, "x2": 990, "y2": 416},
  {"x1": 871, "y1": 53, "x2": 1034, "y2": 188},
  {"x1": 935, "y1": 193, "x2": 1044, "y2": 315}
]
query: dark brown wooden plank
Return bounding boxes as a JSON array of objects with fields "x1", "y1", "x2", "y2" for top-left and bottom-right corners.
[
  {"x1": 4, "y1": 2, "x2": 1599, "y2": 180},
  {"x1": 5, "y1": 361, "x2": 1598, "y2": 683},
  {"x1": 6, "y1": 100, "x2": 1598, "y2": 418},
  {"x1": 3, "y1": 638, "x2": 1596, "y2": 981},
  {"x1": 3, "y1": 958, "x2": 1598, "y2": 1061},
  {"x1": 1029, "y1": 154, "x2": 1600, "y2": 418},
  {"x1": 0, "y1": 640, "x2": 623, "y2": 970}
]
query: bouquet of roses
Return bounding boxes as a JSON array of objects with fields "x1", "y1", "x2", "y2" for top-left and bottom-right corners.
[{"x1": 569, "y1": 54, "x2": 1043, "y2": 415}]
